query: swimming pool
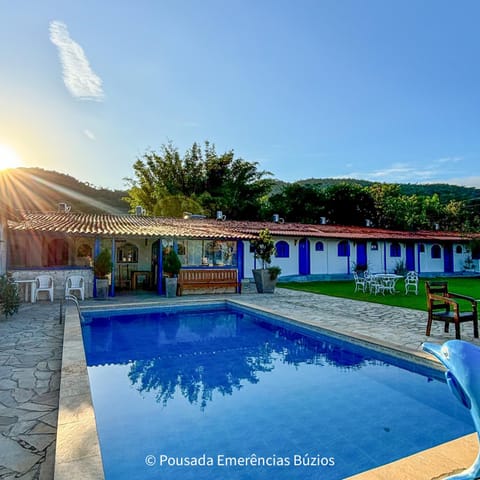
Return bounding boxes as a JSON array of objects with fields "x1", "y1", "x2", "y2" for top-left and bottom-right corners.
[{"x1": 81, "y1": 303, "x2": 474, "y2": 480}]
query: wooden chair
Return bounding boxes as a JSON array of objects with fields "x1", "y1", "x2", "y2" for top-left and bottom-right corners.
[{"x1": 425, "y1": 281, "x2": 479, "y2": 340}]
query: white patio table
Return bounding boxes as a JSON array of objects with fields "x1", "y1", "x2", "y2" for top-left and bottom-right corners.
[
  {"x1": 14, "y1": 279, "x2": 36, "y2": 303},
  {"x1": 371, "y1": 274, "x2": 403, "y2": 295}
]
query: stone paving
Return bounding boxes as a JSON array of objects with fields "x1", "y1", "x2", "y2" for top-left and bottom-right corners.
[
  {"x1": 0, "y1": 302, "x2": 62, "y2": 480},
  {"x1": 1, "y1": 285, "x2": 479, "y2": 479}
]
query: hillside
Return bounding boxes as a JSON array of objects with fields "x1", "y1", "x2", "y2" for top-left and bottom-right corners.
[
  {"x1": 2, "y1": 167, "x2": 479, "y2": 217},
  {"x1": 292, "y1": 177, "x2": 480, "y2": 204},
  {"x1": 0, "y1": 168, "x2": 129, "y2": 215}
]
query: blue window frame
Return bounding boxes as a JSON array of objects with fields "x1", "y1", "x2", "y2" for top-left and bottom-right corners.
[
  {"x1": 338, "y1": 240, "x2": 350, "y2": 257},
  {"x1": 315, "y1": 241, "x2": 324, "y2": 251},
  {"x1": 390, "y1": 242, "x2": 401, "y2": 257},
  {"x1": 275, "y1": 241, "x2": 290, "y2": 258},
  {"x1": 431, "y1": 244, "x2": 442, "y2": 259}
]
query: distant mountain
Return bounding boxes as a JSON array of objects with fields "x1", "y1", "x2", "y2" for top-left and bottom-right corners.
[
  {"x1": 283, "y1": 177, "x2": 480, "y2": 204},
  {"x1": 2, "y1": 167, "x2": 479, "y2": 217},
  {"x1": 0, "y1": 168, "x2": 129, "y2": 215}
]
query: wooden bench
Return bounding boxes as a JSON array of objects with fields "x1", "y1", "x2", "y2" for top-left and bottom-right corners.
[{"x1": 178, "y1": 269, "x2": 240, "y2": 295}]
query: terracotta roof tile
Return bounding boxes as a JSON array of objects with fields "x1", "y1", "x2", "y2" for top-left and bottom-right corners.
[{"x1": 7, "y1": 213, "x2": 477, "y2": 242}]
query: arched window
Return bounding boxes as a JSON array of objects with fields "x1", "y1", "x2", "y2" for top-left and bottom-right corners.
[
  {"x1": 117, "y1": 243, "x2": 138, "y2": 263},
  {"x1": 431, "y1": 244, "x2": 442, "y2": 259},
  {"x1": 48, "y1": 239, "x2": 69, "y2": 266},
  {"x1": 338, "y1": 240, "x2": 350, "y2": 257},
  {"x1": 315, "y1": 241, "x2": 324, "y2": 252},
  {"x1": 390, "y1": 242, "x2": 401, "y2": 257},
  {"x1": 275, "y1": 241, "x2": 289, "y2": 258},
  {"x1": 456, "y1": 245, "x2": 463, "y2": 254}
]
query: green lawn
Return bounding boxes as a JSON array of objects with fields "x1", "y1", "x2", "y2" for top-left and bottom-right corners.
[{"x1": 279, "y1": 277, "x2": 480, "y2": 311}]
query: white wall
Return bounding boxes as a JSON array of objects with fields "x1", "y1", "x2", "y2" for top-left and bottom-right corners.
[
  {"x1": 272, "y1": 239, "x2": 298, "y2": 276},
  {"x1": 11, "y1": 268, "x2": 94, "y2": 299},
  {"x1": 365, "y1": 242, "x2": 384, "y2": 273},
  {"x1": 0, "y1": 221, "x2": 6, "y2": 275},
  {"x1": 419, "y1": 243, "x2": 444, "y2": 273},
  {"x1": 311, "y1": 240, "x2": 328, "y2": 274}
]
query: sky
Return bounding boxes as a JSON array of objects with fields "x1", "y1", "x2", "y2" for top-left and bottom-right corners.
[{"x1": 1, "y1": 0, "x2": 480, "y2": 190}]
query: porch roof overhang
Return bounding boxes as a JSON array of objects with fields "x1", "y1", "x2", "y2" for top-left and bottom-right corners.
[{"x1": 7, "y1": 213, "x2": 255, "y2": 240}]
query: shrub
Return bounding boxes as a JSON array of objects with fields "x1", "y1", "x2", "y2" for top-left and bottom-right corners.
[
  {"x1": 251, "y1": 229, "x2": 276, "y2": 268},
  {"x1": 268, "y1": 266, "x2": 282, "y2": 280},
  {"x1": 393, "y1": 260, "x2": 407, "y2": 276},
  {"x1": 163, "y1": 249, "x2": 182, "y2": 277},
  {"x1": 93, "y1": 249, "x2": 112, "y2": 278},
  {"x1": 0, "y1": 275, "x2": 20, "y2": 318}
]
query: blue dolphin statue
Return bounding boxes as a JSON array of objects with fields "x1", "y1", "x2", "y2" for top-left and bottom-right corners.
[{"x1": 423, "y1": 340, "x2": 480, "y2": 480}]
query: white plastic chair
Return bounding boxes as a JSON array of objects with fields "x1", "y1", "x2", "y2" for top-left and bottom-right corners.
[
  {"x1": 405, "y1": 271, "x2": 419, "y2": 295},
  {"x1": 35, "y1": 275, "x2": 54, "y2": 302},
  {"x1": 65, "y1": 275, "x2": 85, "y2": 301}
]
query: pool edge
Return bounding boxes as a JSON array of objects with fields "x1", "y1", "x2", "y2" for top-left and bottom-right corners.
[{"x1": 54, "y1": 304, "x2": 105, "y2": 480}]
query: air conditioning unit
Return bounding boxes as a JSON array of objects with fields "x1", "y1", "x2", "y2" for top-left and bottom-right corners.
[
  {"x1": 58, "y1": 202, "x2": 71, "y2": 213},
  {"x1": 216, "y1": 210, "x2": 226, "y2": 221}
]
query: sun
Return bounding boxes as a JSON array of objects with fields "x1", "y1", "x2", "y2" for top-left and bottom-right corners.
[{"x1": 0, "y1": 143, "x2": 22, "y2": 170}]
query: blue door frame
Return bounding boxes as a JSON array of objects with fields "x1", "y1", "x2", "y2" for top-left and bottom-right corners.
[
  {"x1": 444, "y1": 244, "x2": 454, "y2": 273},
  {"x1": 356, "y1": 242, "x2": 367, "y2": 269},
  {"x1": 406, "y1": 243, "x2": 415, "y2": 271},
  {"x1": 299, "y1": 238, "x2": 310, "y2": 275}
]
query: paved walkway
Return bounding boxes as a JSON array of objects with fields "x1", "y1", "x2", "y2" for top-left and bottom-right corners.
[
  {"x1": 0, "y1": 302, "x2": 62, "y2": 480},
  {"x1": 1, "y1": 287, "x2": 479, "y2": 479}
]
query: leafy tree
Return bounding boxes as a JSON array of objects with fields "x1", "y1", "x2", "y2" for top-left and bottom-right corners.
[
  {"x1": 266, "y1": 184, "x2": 326, "y2": 223},
  {"x1": 153, "y1": 194, "x2": 204, "y2": 217},
  {"x1": 324, "y1": 183, "x2": 375, "y2": 226},
  {"x1": 125, "y1": 141, "x2": 272, "y2": 219}
]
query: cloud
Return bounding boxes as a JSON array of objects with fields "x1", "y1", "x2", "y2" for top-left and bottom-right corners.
[
  {"x1": 340, "y1": 163, "x2": 436, "y2": 183},
  {"x1": 49, "y1": 20, "x2": 104, "y2": 101},
  {"x1": 83, "y1": 129, "x2": 96, "y2": 140},
  {"x1": 339, "y1": 155, "x2": 467, "y2": 184},
  {"x1": 446, "y1": 176, "x2": 480, "y2": 188},
  {"x1": 434, "y1": 156, "x2": 462, "y2": 165}
]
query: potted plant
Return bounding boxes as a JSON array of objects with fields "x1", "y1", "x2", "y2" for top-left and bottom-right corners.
[
  {"x1": 251, "y1": 228, "x2": 281, "y2": 293},
  {"x1": 351, "y1": 261, "x2": 368, "y2": 274},
  {"x1": 163, "y1": 248, "x2": 182, "y2": 297},
  {"x1": 94, "y1": 248, "x2": 112, "y2": 299}
]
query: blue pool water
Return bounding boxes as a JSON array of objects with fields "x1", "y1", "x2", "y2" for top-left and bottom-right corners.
[{"x1": 81, "y1": 304, "x2": 474, "y2": 480}]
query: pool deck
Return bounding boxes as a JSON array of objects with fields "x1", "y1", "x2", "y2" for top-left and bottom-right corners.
[{"x1": 0, "y1": 286, "x2": 479, "y2": 479}]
